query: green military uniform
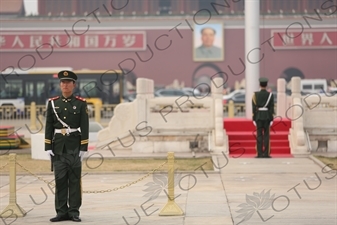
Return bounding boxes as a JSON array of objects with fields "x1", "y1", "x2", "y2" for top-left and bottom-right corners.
[
  {"x1": 45, "y1": 70, "x2": 89, "y2": 220},
  {"x1": 252, "y1": 77, "x2": 275, "y2": 158}
]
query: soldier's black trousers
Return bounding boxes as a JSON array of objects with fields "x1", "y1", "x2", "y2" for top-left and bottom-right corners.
[
  {"x1": 53, "y1": 152, "x2": 82, "y2": 217},
  {"x1": 255, "y1": 120, "x2": 271, "y2": 157}
]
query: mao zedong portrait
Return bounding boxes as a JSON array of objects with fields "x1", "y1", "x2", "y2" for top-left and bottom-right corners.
[{"x1": 194, "y1": 27, "x2": 223, "y2": 61}]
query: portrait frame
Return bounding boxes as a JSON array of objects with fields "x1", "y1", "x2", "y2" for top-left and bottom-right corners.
[{"x1": 193, "y1": 22, "x2": 224, "y2": 62}]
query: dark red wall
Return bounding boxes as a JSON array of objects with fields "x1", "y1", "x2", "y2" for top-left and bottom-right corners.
[
  {"x1": 1, "y1": 27, "x2": 336, "y2": 88},
  {"x1": 37, "y1": 0, "x2": 326, "y2": 17}
]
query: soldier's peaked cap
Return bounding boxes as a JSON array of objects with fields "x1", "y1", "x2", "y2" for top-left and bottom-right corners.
[
  {"x1": 259, "y1": 77, "x2": 268, "y2": 83},
  {"x1": 58, "y1": 70, "x2": 77, "y2": 82}
]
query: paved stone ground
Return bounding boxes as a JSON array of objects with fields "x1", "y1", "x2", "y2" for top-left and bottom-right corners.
[
  {"x1": 0, "y1": 119, "x2": 336, "y2": 224},
  {"x1": 218, "y1": 155, "x2": 337, "y2": 225},
  {"x1": 0, "y1": 151, "x2": 336, "y2": 225}
]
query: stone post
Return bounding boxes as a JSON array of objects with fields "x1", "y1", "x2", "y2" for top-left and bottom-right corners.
[
  {"x1": 277, "y1": 78, "x2": 286, "y2": 118},
  {"x1": 136, "y1": 78, "x2": 153, "y2": 124},
  {"x1": 159, "y1": 152, "x2": 184, "y2": 216},
  {"x1": 94, "y1": 103, "x2": 101, "y2": 123},
  {"x1": 132, "y1": 78, "x2": 154, "y2": 152},
  {"x1": 228, "y1": 100, "x2": 234, "y2": 118},
  {"x1": 211, "y1": 77, "x2": 227, "y2": 154},
  {"x1": 30, "y1": 102, "x2": 37, "y2": 130},
  {"x1": 0, "y1": 154, "x2": 26, "y2": 218},
  {"x1": 290, "y1": 77, "x2": 302, "y2": 126},
  {"x1": 289, "y1": 76, "x2": 309, "y2": 155}
]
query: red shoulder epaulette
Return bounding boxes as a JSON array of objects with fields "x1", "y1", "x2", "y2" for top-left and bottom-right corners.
[
  {"x1": 75, "y1": 96, "x2": 86, "y2": 102},
  {"x1": 48, "y1": 96, "x2": 60, "y2": 101}
]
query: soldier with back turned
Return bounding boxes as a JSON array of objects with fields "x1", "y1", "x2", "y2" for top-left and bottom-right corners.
[{"x1": 252, "y1": 77, "x2": 275, "y2": 158}]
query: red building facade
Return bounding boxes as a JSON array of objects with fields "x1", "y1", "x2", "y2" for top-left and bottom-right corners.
[
  {"x1": 1, "y1": 0, "x2": 336, "y2": 89},
  {"x1": 37, "y1": 0, "x2": 330, "y2": 17}
]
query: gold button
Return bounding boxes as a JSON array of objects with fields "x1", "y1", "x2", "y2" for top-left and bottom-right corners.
[
  {"x1": 65, "y1": 108, "x2": 67, "y2": 110},
  {"x1": 64, "y1": 116, "x2": 66, "y2": 119}
]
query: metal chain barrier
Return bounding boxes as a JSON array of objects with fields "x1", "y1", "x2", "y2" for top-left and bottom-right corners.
[
  {"x1": 16, "y1": 161, "x2": 55, "y2": 187},
  {"x1": 15, "y1": 161, "x2": 167, "y2": 194},
  {"x1": 84, "y1": 161, "x2": 167, "y2": 194},
  {"x1": 0, "y1": 162, "x2": 8, "y2": 171}
]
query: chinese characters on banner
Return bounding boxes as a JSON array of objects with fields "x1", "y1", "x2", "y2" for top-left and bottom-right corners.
[
  {"x1": 0, "y1": 31, "x2": 146, "y2": 51},
  {"x1": 271, "y1": 29, "x2": 337, "y2": 49}
]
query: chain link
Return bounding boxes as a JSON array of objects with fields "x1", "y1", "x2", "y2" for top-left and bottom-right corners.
[
  {"x1": 84, "y1": 161, "x2": 167, "y2": 194},
  {"x1": 16, "y1": 161, "x2": 55, "y2": 187},
  {"x1": 0, "y1": 162, "x2": 8, "y2": 171},
  {"x1": 15, "y1": 161, "x2": 167, "y2": 194}
]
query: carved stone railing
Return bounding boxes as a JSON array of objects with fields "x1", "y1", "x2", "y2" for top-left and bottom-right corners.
[{"x1": 97, "y1": 77, "x2": 228, "y2": 154}]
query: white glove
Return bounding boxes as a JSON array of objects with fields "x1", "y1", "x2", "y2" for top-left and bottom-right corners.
[
  {"x1": 253, "y1": 121, "x2": 257, "y2": 127},
  {"x1": 46, "y1": 150, "x2": 54, "y2": 159},
  {"x1": 79, "y1": 151, "x2": 86, "y2": 161},
  {"x1": 270, "y1": 121, "x2": 273, "y2": 127}
]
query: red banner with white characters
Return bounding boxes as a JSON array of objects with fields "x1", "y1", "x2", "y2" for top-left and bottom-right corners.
[
  {"x1": 0, "y1": 31, "x2": 146, "y2": 52},
  {"x1": 271, "y1": 29, "x2": 337, "y2": 49}
]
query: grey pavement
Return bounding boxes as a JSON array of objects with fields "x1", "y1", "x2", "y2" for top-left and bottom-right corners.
[
  {"x1": 0, "y1": 120, "x2": 336, "y2": 224},
  {"x1": 0, "y1": 151, "x2": 336, "y2": 225}
]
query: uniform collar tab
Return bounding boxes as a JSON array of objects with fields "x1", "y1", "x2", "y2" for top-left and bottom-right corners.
[{"x1": 62, "y1": 95, "x2": 74, "y2": 101}]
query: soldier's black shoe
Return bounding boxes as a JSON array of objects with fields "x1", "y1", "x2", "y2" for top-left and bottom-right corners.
[
  {"x1": 50, "y1": 215, "x2": 70, "y2": 222},
  {"x1": 70, "y1": 216, "x2": 81, "y2": 222},
  {"x1": 255, "y1": 156, "x2": 262, "y2": 158},
  {"x1": 263, "y1": 155, "x2": 272, "y2": 158}
]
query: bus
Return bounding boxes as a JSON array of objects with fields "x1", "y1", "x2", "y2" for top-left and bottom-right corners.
[{"x1": 0, "y1": 68, "x2": 125, "y2": 117}]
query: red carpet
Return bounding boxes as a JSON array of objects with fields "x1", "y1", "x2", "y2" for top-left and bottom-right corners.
[{"x1": 224, "y1": 118, "x2": 292, "y2": 158}]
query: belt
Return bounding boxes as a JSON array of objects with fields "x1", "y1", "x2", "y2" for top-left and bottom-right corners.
[
  {"x1": 258, "y1": 108, "x2": 268, "y2": 111},
  {"x1": 55, "y1": 128, "x2": 79, "y2": 136}
]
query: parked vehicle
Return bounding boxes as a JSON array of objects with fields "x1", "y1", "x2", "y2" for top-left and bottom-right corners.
[
  {"x1": 154, "y1": 89, "x2": 189, "y2": 97},
  {"x1": 328, "y1": 87, "x2": 337, "y2": 95},
  {"x1": 124, "y1": 93, "x2": 137, "y2": 102},
  {"x1": 300, "y1": 79, "x2": 328, "y2": 94},
  {"x1": 223, "y1": 89, "x2": 246, "y2": 101},
  {"x1": 1, "y1": 68, "x2": 125, "y2": 107},
  {"x1": 0, "y1": 98, "x2": 25, "y2": 118},
  {"x1": 223, "y1": 91, "x2": 278, "y2": 104},
  {"x1": 223, "y1": 93, "x2": 246, "y2": 104},
  {"x1": 181, "y1": 87, "x2": 202, "y2": 97}
]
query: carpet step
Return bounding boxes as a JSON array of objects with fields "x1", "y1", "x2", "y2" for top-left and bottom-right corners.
[
  {"x1": 224, "y1": 118, "x2": 291, "y2": 132},
  {"x1": 227, "y1": 132, "x2": 289, "y2": 140},
  {"x1": 229, "y1": 154, "x2": 293, "y2": 158},
  {"x1": 229, "y1": 147, "x2": 291, "y2": 155},
  {"x1": 224, "y1": 118, "x2": 291, "y2": 156},
  {"x1": 229, "y1": 140, "x2": 290, "y2": 147}
]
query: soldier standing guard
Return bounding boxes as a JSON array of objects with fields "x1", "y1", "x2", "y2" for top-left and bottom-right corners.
[
  {"x1": 252, "y1": 77, "x2": 275, "y2": 158},
  {"x1": 45, "y1": 70, "x2": 89, "y2": 222}
]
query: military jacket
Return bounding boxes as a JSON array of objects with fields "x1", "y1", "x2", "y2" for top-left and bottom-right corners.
[
  {"x1": 45, "y1": 95, "x2": 89, "y2": 155},
  {"x1": 252, "y1": 89, "x2": 275, "y2": 121}
]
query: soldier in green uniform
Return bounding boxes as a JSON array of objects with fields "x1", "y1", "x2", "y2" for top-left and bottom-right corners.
[
  {"x1": 45, "y1": 70, "x2": 89, "y2": 222},
  {"x1": 252, "y1": 77, "x2": 275, "y2": 158}
]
